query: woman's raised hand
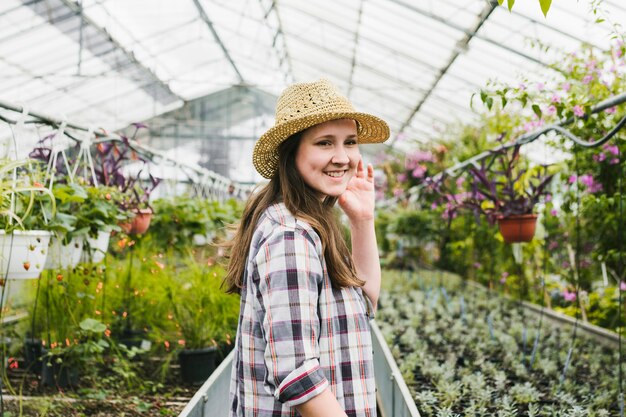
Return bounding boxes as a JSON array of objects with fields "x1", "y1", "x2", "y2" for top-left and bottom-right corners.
[{"x1": 338, "y1": 158, "x2": 375, "y2": 223}]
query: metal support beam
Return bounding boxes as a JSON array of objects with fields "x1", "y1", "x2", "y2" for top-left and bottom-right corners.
[
  {"x1": 54, "y1": 0, "x2": 181, "y2": 102},
  {"x1": 347, "y1": 0, "x2": 366, "y2": 98},
  {"x1": 191, "y1": 0, "x2": 245, "y2": 84},
  {"x1": 389, "y1": 0, "x2": 498, "y2": 146},
  {"x1": 387, "y1": 0, "x2": 552, "y2": 68},
  {"x1": 258, "y1": 0, "x2": 295, "y2": 84},
  {"x1": 281, "y1": 3, "x2": 483, "y2": 91}
]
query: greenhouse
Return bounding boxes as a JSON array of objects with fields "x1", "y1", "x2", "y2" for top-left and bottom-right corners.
[{"x1": 0, "y1": 0, "x2": 625, "y2": 416}]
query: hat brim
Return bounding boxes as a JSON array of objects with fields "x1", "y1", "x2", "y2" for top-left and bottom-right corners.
[{"x1": 253, "y1": 112, "x2": 390, "y2": 179}]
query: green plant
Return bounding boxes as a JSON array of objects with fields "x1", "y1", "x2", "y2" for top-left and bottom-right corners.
[
  {"x1": 165, "y1": 261, "x2": 239, "y2": 351},
  {"x1": 0, "y1": 158, "x2": 55, "y2": 231}
]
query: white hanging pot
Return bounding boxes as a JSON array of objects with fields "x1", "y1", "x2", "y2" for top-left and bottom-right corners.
[
  {"x1": 44, "y1": 236, "x2": 84, "y2": 270},
  {"x1": 0, "y1": 230, "x2": 52, "y2": 279},
  {"x1": 81, "y1": 230, "x2": 111, "y2": 263}
]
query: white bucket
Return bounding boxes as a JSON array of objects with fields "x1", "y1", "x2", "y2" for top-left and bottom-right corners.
[
  {"x1": 44, "y1": 236, "x2": 84, "y2": 270},
  {"x1": 0, "y1": 230, "x2": 52, "y2": 279}
]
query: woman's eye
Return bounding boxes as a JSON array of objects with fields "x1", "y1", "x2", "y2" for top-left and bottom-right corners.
[
  {"x1": 346, "y1": 140, "x2": 358, "y2": 146},
  {"x1": 316, "y1": 141, "x2": 331, "y2": 146}
]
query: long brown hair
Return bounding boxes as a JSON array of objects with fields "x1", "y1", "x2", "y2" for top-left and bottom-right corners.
[{"x1": 221, "y1": 131, "x2": 363, "y2": 294}]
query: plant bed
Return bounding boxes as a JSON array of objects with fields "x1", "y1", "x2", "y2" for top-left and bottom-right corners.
[{"x1": 377, "y1": 269, "x2": 621, "y2": 416}]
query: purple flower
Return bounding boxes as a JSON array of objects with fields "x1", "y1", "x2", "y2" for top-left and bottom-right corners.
[
  {"x1": 562, "y1": 290, "x2": 577, "y2": 302},
  {"x1": 582, "y1": 75, "x2": 594, "y2": 84},
  {"x1": 580, "y1": 259, "x2": 592, "y2": 268},
  {"x1": 580, "y1": 174, "x2": 603, "y2": 193},
  {"x1": 593, "y1": 153, "x2": 606, "y2": 162},
  {"x1": 473, "y1": 262, "x2": 482, "y2": 269},
  {"x1": 610, "y1": 158, "x2": 620, "y2": 165},
  {"x1": 546, "y1": 105, "x2": 557, "y2": 115},
  {"x1": 562, "y1": 261, "x2": 571, "y2": 269},
  {"x1": 604, "y1": 144, "x2": 619, "y2": 155},
  {"x1": 551, "y1": 94, "x2": 561, "y2": 103},
  {"x1": 573, "y1": 105, "x2": 585, "y2": 117},
  {"x1": 548, "y1": 241, "x2": 559, "y2": 250},
  {"x1": 550, "y1": 209, "x2": 558, "y2": 216},
  {"x1": 568, "y1": 175, "x2": 577, "y2": 184},
  {"x1": 605, "y1": 106, "x2": 617, "y2": 114},
  {"x1": 501, "y1": 271, "x2": 509, "y2": 278},
  {"x1": 500, "y1": 277, "x2": 507, "y2": 284},
  {"x1": 545, "y1": 194, "x2": 552, "y2": 202}
]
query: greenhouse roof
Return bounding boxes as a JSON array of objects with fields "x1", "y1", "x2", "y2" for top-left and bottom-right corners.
[{"x1": 1, "y1": 0, "x2": 624, "y2": 156}]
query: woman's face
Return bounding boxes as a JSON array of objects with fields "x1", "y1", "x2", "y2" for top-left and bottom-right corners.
[{"x1": 295, "y1": 118, "x2": 360, "y2": 198}]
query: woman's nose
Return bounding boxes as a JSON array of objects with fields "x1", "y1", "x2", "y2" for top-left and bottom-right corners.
[{"x1": 331, "y1": 146, "x2": 350, "y2": 164}]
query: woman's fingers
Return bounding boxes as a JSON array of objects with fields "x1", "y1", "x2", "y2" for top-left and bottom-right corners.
[
  {"x1": 356, "y1": 158, "x2": 365, "y2": 179},
  {"x1": 367, "y1": 163, "x2": 374, "y2": 183}
]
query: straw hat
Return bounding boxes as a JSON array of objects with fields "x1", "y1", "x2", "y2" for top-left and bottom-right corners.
[{"x1": 253, "y1": 79, "x2": 390, "y2": 179}]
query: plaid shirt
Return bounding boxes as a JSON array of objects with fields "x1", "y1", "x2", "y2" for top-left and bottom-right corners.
[{"x1": 229, "y1": 202, "x2": 376, "y2": 417}]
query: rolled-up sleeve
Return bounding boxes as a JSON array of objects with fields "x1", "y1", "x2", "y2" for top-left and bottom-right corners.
[{"x1": 254, "y1": 229, "x2": 329, "y2": 407}]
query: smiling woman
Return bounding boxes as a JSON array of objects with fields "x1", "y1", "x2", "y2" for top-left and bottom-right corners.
[{"x1": 222, "y1": 79, "x2": 389, "y2": 417}]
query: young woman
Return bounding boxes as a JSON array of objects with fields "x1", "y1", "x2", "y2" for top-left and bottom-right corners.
[{"x1": 224, "y1": 79, "x2": 389, "y2": 417}]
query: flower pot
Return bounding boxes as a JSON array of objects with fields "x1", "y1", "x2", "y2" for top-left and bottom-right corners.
[
  {"x1": 23, "y1": 337, "x2": 44, "y2": 374},
  {"x1": 0, "y1": 230, "x2": 52, "y2": 279},
  {"x1": 178, "y1": 346, "x2": 219, "y2": 385},
  {"x1": 81, "y1": 230, "x2": 111, "y2": 263},
  {"x1": 45, "y1": 236, "x2": 83, "y2": 270},
  {"x1": 41, "y1": 355, "x2": 80, "y2": 388},
  {"x1": 120, "y1": 209, "x2": 153, "y2": 235},
  {"x1": 497, "y1": 214, "x2": 538, "y2": 243}
]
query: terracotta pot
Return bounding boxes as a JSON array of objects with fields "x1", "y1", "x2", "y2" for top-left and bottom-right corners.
[
  {"x1": 119, "y1": 209, "x2": 153, "y2": 235},
  {"x1": 130, "y1": 209, "x2": 153, "y2": 234},
  {"x1": 497, "y1": 214, "x2": 538, "y2": 243}
]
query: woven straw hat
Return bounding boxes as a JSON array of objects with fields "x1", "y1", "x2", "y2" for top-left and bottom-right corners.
[{"x1": 253, "y1": 79, "x2": 390, "y2": 179}]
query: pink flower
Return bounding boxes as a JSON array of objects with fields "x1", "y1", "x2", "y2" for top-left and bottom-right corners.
[
  {"x1": 501, "y1": 271, "x2": 509, "y2": 279},
  {"x1": 573, "y1": 105, "x2": 585, "y2": 117},
  {"x1": 431, "y1": 202, "x2": 438, "y2": 210},
  {"x1": 393, "y1": 188, "x2": 403, "y2": 198},
  {"x1": 500, "y1": 277, "x2": 507, "y2": 284},
  {"x1": 610, "y1": 158, "x2": 620, "y2": 165},
  {"x1": 546, "y1": 105, "x2": 557, "y2": 115},
  {"x1": 397, "y1": 173, "x2": 407, "y2": 183},
  {"x1": 580, "y1": 174, "x2": 603, "y2": 193},
  {"x1": 593, "y1": 153, "x2": 606, "y2": 162},
  {"x1": 568, "y1": 175, "x2": 577, "y2": 184},
  {"x1": 551, "y1": 94, "x2": 561, "y2": 103},
  {"x1": 604, "y1": 144, "x2": 619, "y2": 155},
  {"x1": 582, "y1": 75, "x2": 594, "y2": 84},
  {"x1": 620, "y1": 281, "x2": 626, "y2": 291},
  {"x1": 545, "y1": 194, "x2": 552, "y2": 202},
  {"x1": 562, "y1": 82, "x2": 571, "y2": 92},
  {"x1": 562, "y1": 290, "x2": 577, "y2": 302},
  {"x1": 456, "y1": 176, "x2": 465, "y2": 187},
  {"x1": 473, "y1": 262, "x2": 482, "y2": 269},
  {"x1": 412, "y1": 165, "x2": 427, "y2": 179},
  {"x1": 548, "y1": 241, "x2": 559, "y2": 250},
  {"x1": 519, "y1": 83, "x2": 527, "y2": 90},
  {"x1": 550, "y1": 209, "x2": 558, "y2": 216},
  {"x1": 536, "y1": 82, "x2": 545, "y2": 91},
  {"x1": 605, "y1": 106, "x2": 617, "y2": 114}
]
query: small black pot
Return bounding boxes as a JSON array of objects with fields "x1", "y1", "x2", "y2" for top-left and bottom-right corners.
[
  {"x1": 23, "y1": 338, "x2": 44, "y2": 374},
  {"x1": 41, "y1": 356, "x2": 79, "y2": 388},
  {"x1": 178, "y1": 346, "x2": 219, "y2": 385}
]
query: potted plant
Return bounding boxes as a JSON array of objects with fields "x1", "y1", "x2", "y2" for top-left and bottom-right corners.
[
  {"x1": 463, "y1": 140, "x2": 554, "y2": 243},
  {"x1": 42, "y1": 317, "x2": 109, "y2": 387},
  {"x1": 165, "y1": 261, "x2": 239, "y2": 384},
  {"x1": 76, "y1": 184, "x2": 128, "y2": 263},
  {"x1": 0, "y1": 158, "x2": 55, "y2": 279}
]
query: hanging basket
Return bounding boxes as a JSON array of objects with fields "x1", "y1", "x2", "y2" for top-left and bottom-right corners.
[
  {"x1": 45, "y1": 236, "x2": 83, "y2": 270},
  {"x1": 81, "y1": 230, "x2": 111, "y2": 264},
  {"x1": 497, "y1": 214, "x2": 538, "y2": 243},
  {"x1": 0, "y1": 230, "x2": 52, "y2": 279}
]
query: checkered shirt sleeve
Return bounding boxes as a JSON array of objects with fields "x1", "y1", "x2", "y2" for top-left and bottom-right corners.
[{"x1": 254, "y1": 229, "x2": 329, "y2": 407}]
